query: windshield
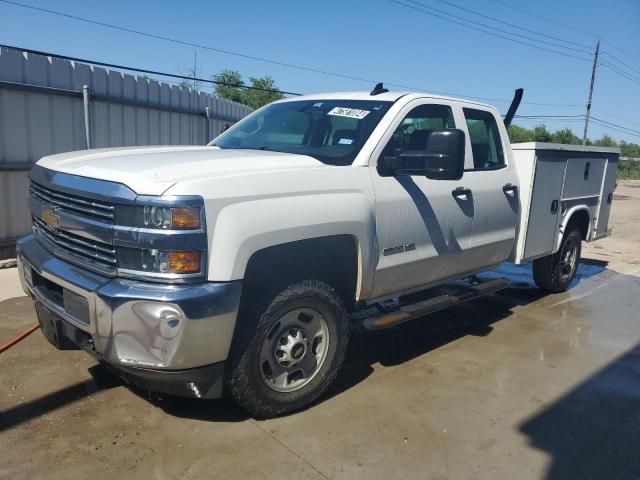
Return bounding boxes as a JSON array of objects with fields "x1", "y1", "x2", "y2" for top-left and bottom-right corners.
[{"x1": 211, "y1": 99, "x2": 393, "y2": 165}]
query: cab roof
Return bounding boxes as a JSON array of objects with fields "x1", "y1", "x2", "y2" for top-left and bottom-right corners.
[{"x1": 277, "y1": 91, "x2": 495, "y2": 109}]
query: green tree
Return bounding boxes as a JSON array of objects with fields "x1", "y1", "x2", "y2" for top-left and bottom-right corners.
[
  {"x1": 594, "y1": 134, "x2": 617, "y2": 147},
  {"x1": 619, "y1": 141, "x2": 640, "y2": 158},
  {"x1": 507, "y1": 124, "x2": 533, "y2": 143},
  {"x1": 212, "y1": 70, "x2": 284, "y2": 109},
  {"x1": 533, "y1": 124, "x2": 552, "y2": 142},
  {"x1": 242, "y1": 76, "x2": 285, "y2": 109},
  {"x1": 552, "y1": 128, "x2": 580, "y2": 145},
  {"x1": 213, "y1": 69, "x2": 245, "y2": 104}
]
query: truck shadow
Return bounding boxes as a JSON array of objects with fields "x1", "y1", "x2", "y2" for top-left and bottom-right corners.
[
  {"x1": 329, "y1": 284, "x2": 545, "y2": 400},
  {"x1": 141, "y1": 259, "x2": 610, "y2": 421},
  {"x1": 518, "y1": 342, "x2": 640, "y2": 480},
  {"x1": 325, "y1": 259, "x2": 608, "y2": 406},
  {"x1": 0, "y1": 260, "x2": 611, "y2": 428},
  {"x1": 147, "y1": 288, "x2": 538, "y2": 423},
  {"x1": 155, "y1": 260, "x2": 608, "y2": 420}
]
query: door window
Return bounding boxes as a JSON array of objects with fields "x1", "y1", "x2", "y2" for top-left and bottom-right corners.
[
  {"x1": 384, "y1": 104, "x2": 455, "y2": 156},
  {"x1": 463, "y1": 108, "x2": 505, "y2": 170}
]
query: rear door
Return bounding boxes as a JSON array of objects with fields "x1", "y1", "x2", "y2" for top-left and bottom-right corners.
[{"x1": 460, "y1": 107, "x2": 519, "y2": 267}]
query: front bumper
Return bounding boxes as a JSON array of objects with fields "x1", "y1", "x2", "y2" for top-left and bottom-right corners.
[{"x1": 17, "y1": 234, "x2": 242, "y2": 398}]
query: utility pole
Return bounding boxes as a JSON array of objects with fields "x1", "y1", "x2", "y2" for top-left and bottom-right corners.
[
  {"x1": 192, "y1": 51, "x2": 197, "y2": 91},
  {"x1": 582, "y1": 39, "x2": 600, "y2": 145}
]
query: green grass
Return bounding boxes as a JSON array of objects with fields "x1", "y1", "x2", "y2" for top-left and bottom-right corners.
[{"x1": 618, "y1": 159, "x2": 640, "y2": 180}]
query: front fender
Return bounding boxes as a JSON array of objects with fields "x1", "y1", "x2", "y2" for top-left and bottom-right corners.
[{"x1": 208, "y1": 191, "x2": 376, "y2": 300}]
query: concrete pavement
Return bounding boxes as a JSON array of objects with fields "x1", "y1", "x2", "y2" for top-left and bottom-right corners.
[{"x1": 1, "y1": 181, "x2": 639, "y2": 480}]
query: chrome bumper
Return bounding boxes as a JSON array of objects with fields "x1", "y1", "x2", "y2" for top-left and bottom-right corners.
[{"x1": 17, "y1": 234, "x2": 242, "y2": 371}]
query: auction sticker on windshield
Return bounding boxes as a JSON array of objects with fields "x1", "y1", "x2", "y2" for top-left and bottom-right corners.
[{"x1": 327, "y1": 107, "x2": 370, "y2": 119}]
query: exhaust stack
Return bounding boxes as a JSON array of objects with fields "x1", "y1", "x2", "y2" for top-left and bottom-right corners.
[{"x1": 503, "y1": 88, "x2": 523, "y2": 128}]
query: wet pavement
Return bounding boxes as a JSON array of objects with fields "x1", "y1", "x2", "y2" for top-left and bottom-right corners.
[{"x1": 1, "y1": 181, "x2": 639, "y2": 480}]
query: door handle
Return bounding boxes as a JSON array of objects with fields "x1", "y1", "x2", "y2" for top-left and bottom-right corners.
[
  {"x1": 452, "y1": 187, "x2": 472, "y2": 198},
  {"x1": 550, "y1": 200, "x2": 559, "y2": 214},
  {"x1": 503, "y1": 183, "x2": 518, "y2": 193}
]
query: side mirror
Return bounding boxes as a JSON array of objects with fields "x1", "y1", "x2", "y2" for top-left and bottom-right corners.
[{"x1": 381, "y1": 128, "x2": 465, "y2": 180}]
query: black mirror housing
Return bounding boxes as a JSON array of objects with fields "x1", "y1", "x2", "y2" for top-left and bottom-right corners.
[
  {"x1": 423, "y1": 128, "x2": 465, "y2": 180},
  {"x1": 380, "y1": 128, "x2": 465, "y2": 180}
]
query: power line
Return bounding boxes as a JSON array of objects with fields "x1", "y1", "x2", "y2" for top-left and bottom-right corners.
[
  {"x1": 488, "y1": 0, "x2": 640, "y2": 69},
  {"x1": 424, "y1": 0, "x2": 591, "y2": 51},
  {"x1": 593, "y1": 108, "x2": 640, "y2": 128},
  {"x1": 510, "y1": 117, "x2": 640, "y2": 140},
  {"x1": 601, "y1": 51, "x2": 640, "y2": 76},
  {"x1": 391, "y1": 0, "x2": 592, "y2": 61},
  {"x1": 590, "y1": 116, "x2": 640, "y2": 136},
  {"x1": 486, "y1": 0, "x2": 598, "y2": 39},
  {"x1": 509, "y1": 113, "x2": 640, "y2": 139},
  {"x1": 0, "y1": 0, "x2": 380, "y2": 86},
  {"x1": 600, "y1": 60, "x2": 640, "y2": 87},
  {"x1": 590, "y1": 118, "x2": 640, "y2": 139},
  {"x1": 0, "y1": 44, "x2": 302, "y2": 95},
  {"x1": 514, "y1": 114, "x2": 584, "y2": 118},
  {"x1": 601, "y1": 41, "x2": 640, "y2": 69},
  {"x1": 488, "y1": 0, "x2": 598, "y2": 43},
  {"x1": 0, "y1": 1, "x2": 588, "y2": 108}
]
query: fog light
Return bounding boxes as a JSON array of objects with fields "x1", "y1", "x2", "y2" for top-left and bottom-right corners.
[
  {"x1": 168, "y1": 251, "x2": 201, "y2": 274},
  {"x1": 117, "y1": 248, "x2": 202, "y2": 276}
]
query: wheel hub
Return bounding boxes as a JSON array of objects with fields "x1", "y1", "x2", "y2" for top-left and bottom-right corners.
[
  {"x1": 259, "y1": 307, "x2": 330, "y2": 393},
  {"x1": 275, "y1": 328, "x2": 309, "y2": 367}
]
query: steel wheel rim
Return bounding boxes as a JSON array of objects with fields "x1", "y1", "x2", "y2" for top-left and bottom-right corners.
[
  {"x1": 258, "y1": 307, "x2": 330, "y2": 393},
  {"x1": 559, "y1": 237, "x2": 578, "y2": 282}
]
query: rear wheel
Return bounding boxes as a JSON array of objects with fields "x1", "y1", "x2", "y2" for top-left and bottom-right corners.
[
  {"x1": 225, "y1": 280, "x2": 349, "y2": 418},
  {"x1": 533, "y1": 227, "x2": 582, "y2": 293}
]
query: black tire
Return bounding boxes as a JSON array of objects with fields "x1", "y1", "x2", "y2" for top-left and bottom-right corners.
[
  {"x1": 533, "y1": 227, "x2": 582, "y2": 293},
  {"x1": 225, "y1": 280, "x2": 349, "y2": 418}
]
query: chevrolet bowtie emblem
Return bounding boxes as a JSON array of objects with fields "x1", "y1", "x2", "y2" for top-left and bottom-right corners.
[{"x1": 41, "y1": 207, "x2": 60, "y2": 228}]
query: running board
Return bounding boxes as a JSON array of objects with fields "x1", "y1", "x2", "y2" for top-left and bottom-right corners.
[{"x1": 362, "y1": 278, "x2": 510, "y2": 331}]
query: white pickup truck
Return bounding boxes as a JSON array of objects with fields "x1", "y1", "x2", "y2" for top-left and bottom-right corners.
[{"x1": 17, "y1": 86, "x2": 619, "y2": 417}]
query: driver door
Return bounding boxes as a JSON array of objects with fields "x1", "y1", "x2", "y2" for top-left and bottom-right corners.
[{"x1": 369, "y1": 101, "x2": 476, "y2": 300}]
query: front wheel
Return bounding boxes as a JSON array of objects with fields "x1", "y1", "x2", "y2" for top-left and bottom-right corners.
[
  {"x1": 225, "y1": 280, "x2": 349, "y2": 418},
  {"x1": 533, "y1": 227, "x2": 582, "y2": 293}
]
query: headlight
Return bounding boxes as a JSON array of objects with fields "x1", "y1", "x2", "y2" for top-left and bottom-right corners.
[
  {"x1": 143, "y1": 206, "x2": 201, "y2": 230},
  {"x1": 114, "y1": 197, "x2": 206, "y2": 282},
  {"x1": 116, "y1": 204, "x2": 202, "y2": 230},
  {"x1": 118, "y1": 248, "x2": 202, "y2": 275}
]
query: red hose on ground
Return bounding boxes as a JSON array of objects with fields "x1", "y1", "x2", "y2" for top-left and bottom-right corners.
[{"x1": 0, "y1": 324, "x2": 40, "y2": 354}]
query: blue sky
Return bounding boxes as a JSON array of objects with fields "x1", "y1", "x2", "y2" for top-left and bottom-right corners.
[{"x1": 1, "y1": 0, "x2": 639, "y2": 142}]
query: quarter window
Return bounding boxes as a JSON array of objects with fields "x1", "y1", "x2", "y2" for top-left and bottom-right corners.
[{"x1": 463, "y1": 108, "x2": 505, "y2": 170}]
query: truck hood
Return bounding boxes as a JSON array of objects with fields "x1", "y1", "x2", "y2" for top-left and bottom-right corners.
[{"x1": 37, "y1": 146, "x2": 326, "y2": 195}]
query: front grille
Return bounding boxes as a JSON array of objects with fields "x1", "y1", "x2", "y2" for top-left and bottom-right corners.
[
  {"x1": 33, "y1": 215, "x2": 116, "y2": 269},
  {"x1": 30, "y1": 181, "x2": 115, "y2": 223}
]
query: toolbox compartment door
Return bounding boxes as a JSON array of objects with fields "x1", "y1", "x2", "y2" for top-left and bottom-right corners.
[
  {"x1": 562, "y1": 157, "x2": 606, "y2": 199},
  {"x1": 594, "y1": 157, "x2": 619, "y2": 239},
  {"x1": 523, "y1": 155, "x2": 567, "y2": 260}
]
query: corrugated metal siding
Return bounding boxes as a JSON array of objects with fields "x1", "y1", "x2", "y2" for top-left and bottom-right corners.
[{"x1": 0, "y1": 47, "x2": 253, "y2": 257}]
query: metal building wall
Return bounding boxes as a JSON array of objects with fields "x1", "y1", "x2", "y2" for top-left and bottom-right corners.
[{"x1": 0, "y1": 47, "x2": 253, "y2": 258}]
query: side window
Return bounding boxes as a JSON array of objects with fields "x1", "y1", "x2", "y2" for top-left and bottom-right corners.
[
  {"x1": 384, "y1": 104, "x2": 455, "y2": 155},
  {"x1": 463, "y1": 108, "x2": 505, "y2": 170}
]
